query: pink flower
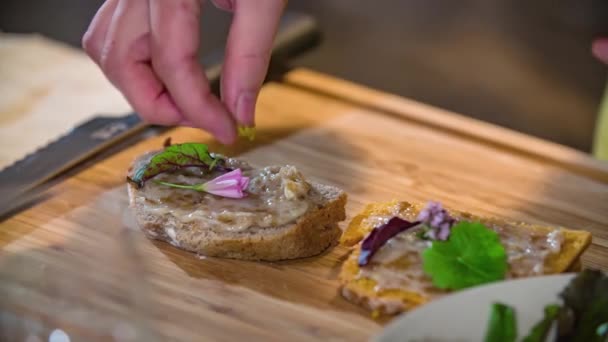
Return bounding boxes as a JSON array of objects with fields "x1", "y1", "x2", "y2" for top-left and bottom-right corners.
[
  {"x1": 417, "y1": 201, "x2": 457, "y2": 241},
  {"x1": 201, "y1": 169, "x2": 249, "y2": 198},
  {"x1": 154, "y1": 168, "x2": 249, "y2": 198}
]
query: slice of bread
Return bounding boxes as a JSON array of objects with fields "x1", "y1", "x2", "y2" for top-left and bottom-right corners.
[
  {"x1": 339, "y1": 200, "x2": 592, "y2": 316},
  {"x1": 126, "y1": 153, "x2": 347, "y2": 261}
]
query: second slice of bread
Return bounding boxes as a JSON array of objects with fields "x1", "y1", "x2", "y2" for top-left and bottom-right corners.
[{"x1": 338, "y1": 200, "x2": 592, "y2": 316}]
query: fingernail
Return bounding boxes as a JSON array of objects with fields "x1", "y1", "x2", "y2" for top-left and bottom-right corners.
[
  {"x1": 236, "y1": 91, "x2": 257, "y2": 126},
  {"x1": 592, "y1": 39, "x2": 608, "y2": 63}
]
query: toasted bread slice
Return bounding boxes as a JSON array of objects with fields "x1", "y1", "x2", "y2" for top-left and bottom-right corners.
[
  {"x1": 127, "y1": 153, "x2": 347, "y2": 261},
  {"x1": 339, "y1": 200, "x2": 592, "y2": 316}
]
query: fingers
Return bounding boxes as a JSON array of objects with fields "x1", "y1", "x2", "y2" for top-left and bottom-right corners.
[
  {"x1": 82, "y1": 0, "x2": 119, "y2": 63},
  {"x1": 221, "y1": 0, "x2": 286, "y2": 126},
  {"x1": 149, "y1": 0, "x2": 237, "y2": 144},
  {"x1": 210, "y1": 0, "x2": 234, "y2": 12},
  {"x1": 99, "y1": 0, "x2": 182, "y2": 125},
  {"x1": 592, "y1": 38, "x2": 608, "y2": 64},
  {"x1": 84, "y1": 0, "x2": 273, "y2": 144}
]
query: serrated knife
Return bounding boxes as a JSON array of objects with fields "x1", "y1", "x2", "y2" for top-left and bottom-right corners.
[{"x1": 0, "y1": 12, "x2": 320, "y2": 219}]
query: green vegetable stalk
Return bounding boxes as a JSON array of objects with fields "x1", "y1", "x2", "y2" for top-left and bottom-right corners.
[
  {"x1": 482, "y1": 270, "x2": 608, "y2": 342},
  {"x1": 485, "y1": 302, "x2": 517, "y2": 342},
  {"x1": 522, "y1": 304, "x2": 560, "y2": 342}
]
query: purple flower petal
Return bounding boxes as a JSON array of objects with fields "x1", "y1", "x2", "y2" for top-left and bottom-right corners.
[
  {"x1": 418, "y1": 210, "x2": 430, "y2": 222},
  {"x1": 201, "y1": 168, "x2": 249, "y2": 198},
  {"x1": 437, "y1": 226, "x2": 451, "y2": 240},
  {"x1": 239, "y1": 176, "x2": 249, "y2": 190},
  {"x1": 417, "y1": 201, "x2": 458, "y2": 241},
  {"x1": 205, "y1": 188, "x2": 245, "y2": 198},
  {"x1": 204, "y1": 179, "x2": 238, "y2": 191},
  {"x1": 210, "y1": 168, "x2": 242, "y2": 183}
]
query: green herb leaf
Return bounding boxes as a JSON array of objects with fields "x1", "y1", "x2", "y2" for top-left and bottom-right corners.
[
  {"x1": 237, "y1": 126, "x2": 256, "y2": 141},
  {"x1": 556, "y1": 269, "x2": 608, "y2": 342},
  {"x1": 522, "y1": 304, "x2": 561, "y2": 342},
  {"x1": 484, "y1": 302, "x2": 517, "y2": 342},
  {"x1": 127, "y1": 143, "x2": 222, "y2": 188},
  {"x1": 422, "y1": 221, "x2": 507, "y2": 290}
]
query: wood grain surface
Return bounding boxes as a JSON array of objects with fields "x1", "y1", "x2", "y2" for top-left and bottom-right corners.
[
  {"x1": 0, "y1": 33, "x2": 132, "y2": 169},
  {"x1": 1, "y1": 69, "x2": 607, "y2": 341}
]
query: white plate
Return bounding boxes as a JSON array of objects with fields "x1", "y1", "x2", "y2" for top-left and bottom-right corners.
[{"x1": 374, "y1": 274, "x2": 575, "y2": 342}]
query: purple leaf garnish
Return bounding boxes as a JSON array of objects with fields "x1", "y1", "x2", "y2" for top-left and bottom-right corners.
[{"x1": 358, "y1": 217, "x2": 421, "y2": 266}]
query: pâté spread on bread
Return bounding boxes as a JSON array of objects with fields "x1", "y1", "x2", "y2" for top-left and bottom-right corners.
[
  {"x1": 130, "y1": 152, "x2": 312, "y2": 232},
  {"x1": 339, "y1": 200, "x2": 592, "y2": 316},
  {"x1": 127, "y1": 142, "x2": 347, "y2": 261}
]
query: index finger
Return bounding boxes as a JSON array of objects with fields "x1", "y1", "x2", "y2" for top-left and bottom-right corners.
[
  {"x1": 149, "y1": 0, "x2": 236, "y2": 144},
  {"x1": 221, "y1": 0, "x2": 286, "y2": 126}
]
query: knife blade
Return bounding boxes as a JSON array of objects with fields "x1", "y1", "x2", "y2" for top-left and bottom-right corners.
[
  {"x1": 0, "y1": 11, "x2": 320, "y2": 219},
  {"x1": 0, "y1": 113, "x2": 145, "y2": 195},
  {"x1": 0, "y1": 113, "x2": 147, "y2": 219}
]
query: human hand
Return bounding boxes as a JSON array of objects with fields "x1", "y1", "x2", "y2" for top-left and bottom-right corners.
[
  {"x1": 82, "y1": 0, "x2": 286, "y2": 144},
  {"x1": 592, "y1": 38, "x2": 608, "y2": 64}
]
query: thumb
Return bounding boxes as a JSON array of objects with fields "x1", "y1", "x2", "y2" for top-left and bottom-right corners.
[{"x1": 592, "y1": 38, "x2": 608, "y2": 64}]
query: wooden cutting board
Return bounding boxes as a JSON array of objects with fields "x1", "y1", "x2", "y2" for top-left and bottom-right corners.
[{"x1": 1, "y1": 69, "x2": 608, "y2": 342}]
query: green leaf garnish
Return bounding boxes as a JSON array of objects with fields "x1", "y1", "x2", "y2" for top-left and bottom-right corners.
[
  {"x1": 127, "y1": 143, "x2": 222, "y2": 188},
  {"x1": 522, "y1": 304, "x2": 560, "y2": 342},
  {"x1": 237, "y1": 125, "x2": 256, "y2": 141},
  {"x1": 422, "y1": 221, "x2": 508, "y2": 290},
  {"x1": 484, "y1": 302, "x2": 517, "y2": 342},
  {"x1": 556, "y1": 269, "x2": 608, "y2": 342}
]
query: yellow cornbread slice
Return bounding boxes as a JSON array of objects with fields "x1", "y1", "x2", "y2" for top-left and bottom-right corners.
[{"x1": 339, "y1": 201, "x2": 593, "y2": 316}]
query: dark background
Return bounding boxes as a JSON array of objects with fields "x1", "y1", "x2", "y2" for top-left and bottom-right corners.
[{"x1": 1, "y1": 0, "x2": 607, "y2": 152}]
